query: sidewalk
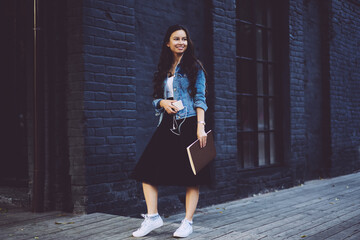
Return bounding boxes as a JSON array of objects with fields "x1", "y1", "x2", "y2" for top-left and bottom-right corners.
[{"x1": 1, "y1": 172, "x2": 360, "y2": 240}]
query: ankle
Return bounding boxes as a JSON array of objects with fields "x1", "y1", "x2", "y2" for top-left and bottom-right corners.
[
  {"x1": 147, "y1": 213, "x2": 159, "y2": 217},
  {"x1": 184, "y1": 218, "x2": 193, "y2": 224},
  {"x1": 147, "y1": 213, "x2": 161, "y2": 220}
]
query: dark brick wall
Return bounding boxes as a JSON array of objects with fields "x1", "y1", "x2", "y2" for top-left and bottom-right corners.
[
  {"x1": 329, "y1": 0, "x2": 360, "y2": 176},
  {"x1": 66, "y1": 0, "x2": 87, "y2": 214},
  {"x1": 288, "y1": 0, "x2": 307, "y2": 183},
  {"x1": 211, "y1": 0, "x2": 238, "y2": 203},
  {"x1": 303, "y1": 0, "x2": 325, "y2": 179},
  {"x1": 81, "y1": 0, "x2": 138, "y2": 214}
]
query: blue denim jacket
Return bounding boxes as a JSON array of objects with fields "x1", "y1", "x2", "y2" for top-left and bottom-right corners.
[{"x1": 152, "y1": 65, "x2": 208, "y2": 126}]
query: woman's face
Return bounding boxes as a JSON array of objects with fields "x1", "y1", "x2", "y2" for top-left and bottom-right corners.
[{"x1": 166, "y1": 30, "x2": 188, "y2": 55}]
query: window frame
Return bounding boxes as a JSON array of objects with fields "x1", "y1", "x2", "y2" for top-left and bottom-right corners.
[{"x1": 235, "y1": 0, "x2": 283, "y2": 169}]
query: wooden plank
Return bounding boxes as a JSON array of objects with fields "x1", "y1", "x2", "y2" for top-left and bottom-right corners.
[
  {"x1": 345, "y1": 228, "x2": 360, "y2": 240},
  {"x1": 201, "y1": 187, "x2": 360, "y2": 235},
  {"x1": 0, "y1": 209, "x2": 60, "y2": 227},
  {"x1": 303, "y1": 214, "x2": 360, "y2": 240},
  {"x1": 326, "y1": 222, "x2": 360, "y2": 240},
  {"x1": 203, "y1": 173, "x2": 360, "y2": 212},
  {"x1": 75, "y1": 217, "x2": 139, "y2": 239},
  {"x1": 259, "y1": 188, "x2": 360, "y2": 234},
  {"x1": 0, "y1": 213, "x2": 115, "y2": 240},
  {"x1": 221, "y1": 180, "x2": 357, "y2": 221},
  {"x1": 98, "y1": 219, "x2": 143, "y2": 240},
  {"x1": 43, "y1": 215, "x2": 128, "y2": 240},
  {"x1": 192, "y1": 176, "x2": 360, "y2": 239},
  {"x1": 286, "y1": 210, "x2": 360, "y2": 239},
  {"x1": 270, "y1": 194, "x2": 360, "y2": 238},
  {"x1": 192, "y1": 181, "x2": 360, "y2": 229},
  {"x1": 186, "y1": 226, "x2": 230, "y2": 240}
]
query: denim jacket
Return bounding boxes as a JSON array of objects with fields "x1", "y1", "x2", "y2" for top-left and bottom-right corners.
[{"x1": 152, "y1": 65, "x2": 208, "y2": 126}]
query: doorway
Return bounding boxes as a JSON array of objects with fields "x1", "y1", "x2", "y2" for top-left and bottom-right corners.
[{"x1": 1, "y1": 0, "x2": 33, "y2": 188}]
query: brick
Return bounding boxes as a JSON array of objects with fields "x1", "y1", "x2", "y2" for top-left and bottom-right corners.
[
  {"x1": 95, "y1": 92, "x2": 111, "y2": 101},
  {"x1": 85, "y1": 101, "x2": 105, "y2": 110},
  {"x1": 86, "y1": 118, "x2": 103, "y2": 127}
]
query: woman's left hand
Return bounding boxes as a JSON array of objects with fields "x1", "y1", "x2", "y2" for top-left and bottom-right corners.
[{"x1": 197, "y1": 127, "x2": 207, "y2": 148}]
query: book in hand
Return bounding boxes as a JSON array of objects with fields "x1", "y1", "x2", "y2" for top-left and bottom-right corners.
[{"x1": 187, "y1": 130, "x2": 216, "y2": 175}]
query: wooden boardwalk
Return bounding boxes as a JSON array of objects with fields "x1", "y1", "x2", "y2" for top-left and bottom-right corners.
[{"x1": 1, "y1": 172, "x2": 360, "y2": 240}]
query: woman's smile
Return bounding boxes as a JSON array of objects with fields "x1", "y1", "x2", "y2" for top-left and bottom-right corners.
[{"x1": 167, "y1": 30, "x2": 188, "y2": 54}]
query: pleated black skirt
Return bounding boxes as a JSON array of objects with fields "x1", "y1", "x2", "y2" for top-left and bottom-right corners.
[{"x1": 130, "y1": 112, "x2": 212, "y2": 187}]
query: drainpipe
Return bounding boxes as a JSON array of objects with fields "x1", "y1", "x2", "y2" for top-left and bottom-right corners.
[{"x1": 32, "y1": 0, "x2": 44, "y2": 212}]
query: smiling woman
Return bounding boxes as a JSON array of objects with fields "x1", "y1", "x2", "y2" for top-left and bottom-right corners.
[
  {"x1": 166, "y1": 30, "x2": 188, "y2": 57},
  {"x1": 130, "y1": 25, "x2": 212, "y2": 238}
]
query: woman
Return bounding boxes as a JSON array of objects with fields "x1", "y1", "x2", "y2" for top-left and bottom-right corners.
[{"x1": 130, "y1": 24, "x2": 212, "y2": 238}]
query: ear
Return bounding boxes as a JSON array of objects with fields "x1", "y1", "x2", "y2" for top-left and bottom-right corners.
[{"x1": 166, "y1": 42, "x2": 170, "y2": 47}]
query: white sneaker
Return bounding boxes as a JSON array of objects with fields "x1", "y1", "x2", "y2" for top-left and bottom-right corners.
[
  {"x1": 132, "y1": 214, "x2": 163, "y2": 237},
  {"x1": 173, "y1": 219, "x2": 193, "y2": 238}
]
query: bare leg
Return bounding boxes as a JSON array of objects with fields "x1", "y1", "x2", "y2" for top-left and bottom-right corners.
[
  {"x1": 185, "y1": 186, "x2": 200, "y2": 221},
  {"x1": 142, "y1": 183, "x2": 158, "y2": 215}
]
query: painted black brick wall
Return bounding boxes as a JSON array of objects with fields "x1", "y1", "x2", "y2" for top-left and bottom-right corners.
[
  {"x1": 81, "y1": 0, "x2": 138, "y2": 214},
  {"x1": 288, "y1": 0, "x2": 307, "y2": 183},
  {"x1": 329, "y1": 0, "x2": 360, "y2": 176},
  {"x1": 66, "y1": 0, "x2": 87, "y2": 214},
  {"x1": 211, "y1": 0, "x2": 239, "y2": 203},
  {"x1": 303, "y1": 0, "x2": 324, "y2": 180}
]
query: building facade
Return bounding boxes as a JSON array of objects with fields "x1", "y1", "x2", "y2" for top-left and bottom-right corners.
[{"x1": 1, "y1": 0, "x2": 359, "y2": 216}]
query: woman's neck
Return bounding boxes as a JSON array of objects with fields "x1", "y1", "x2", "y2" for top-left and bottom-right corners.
[
  {"x1": 173, "y1": 53, "x2": 183, "y2": 66},
  {"x1": 168, "y1": 54, "x2": 183, "y2": 77}
]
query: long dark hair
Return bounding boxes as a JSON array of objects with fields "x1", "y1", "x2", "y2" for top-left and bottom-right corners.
[{"x1": 153, "y1": 24, "x2": 207, "y2": 99}]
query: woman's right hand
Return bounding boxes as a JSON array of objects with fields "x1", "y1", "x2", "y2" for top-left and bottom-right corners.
[{"x1": 160, "y1": 100, "x2": 179, "y2": 114}]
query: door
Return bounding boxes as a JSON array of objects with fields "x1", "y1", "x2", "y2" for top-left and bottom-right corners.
[{"x1": 1, "y1": 0, "x2": 32, "y2": 187}]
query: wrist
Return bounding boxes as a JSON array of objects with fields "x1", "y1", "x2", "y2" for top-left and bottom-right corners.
[
  {"x1": 197, "y1": 124, "x2": 205, "y2": 130},
  {"x1": 197, "y1": 121, "x2": 206, "y2": 126}
]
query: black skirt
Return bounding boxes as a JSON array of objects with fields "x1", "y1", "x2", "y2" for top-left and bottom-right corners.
[{"x1": 130, "y1": 112, "x2": 212, "y2": 187}]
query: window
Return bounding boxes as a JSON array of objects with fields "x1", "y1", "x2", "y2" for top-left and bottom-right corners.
[{"x1": 236, "y1": 0, "x2": 280, "y2": 168}]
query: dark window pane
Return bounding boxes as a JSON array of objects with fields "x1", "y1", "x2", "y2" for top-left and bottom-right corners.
[
  {"x1": 265, "y1": 132, "x2": 270, "y2": 165},
  {"x1": 268, "y1": 64, "x2": 274, "y2": 95},
  {"x1": 270, "y1": 132, "x2": 276, "y2": 164},
  {"x1": 239, "y1": 132, "x2": 257, "y2": 168},
  {"x1": 263, "y1": 62, "x2": 269, "y2": 95},
  {"x1": 237, "y1": 59, "x2": 256, "y2": 94},
  {"x1": 237, "y1": 22, "x2": 254, "y2": 58},
  {"x1": 238, "y1": 96, "x2": 256, "y2": 131},
  {"x1": 267, "y1": 3, "x2": 273, "y2": 27},
  {"x1": 258, "y1": 97, "x2": 264, "y2": 130},
  {"x1": 257, "y1": 63, "x2": 264, "y2": 95},
  {"x1": 255, "y1": 0, "x2": 267, "y2": 25},
  {"x1": 269, "y1": 98, "x2": 275, "y2": 130},
  {"x1": 268, "y1": 30, "x2": 273, "y2": 61},
  {"x1": 236, "y1": 0, "x2": 253, "y2": 22},
  {"x1": 256, "y1": 27, "x2": 263, "y2": 60},
  {"x1": 258, "y1": 133, "x2": 266, "y2": 166},
  {"x1": 264, "y1": 97, "x2": 269, "y2": 130}
]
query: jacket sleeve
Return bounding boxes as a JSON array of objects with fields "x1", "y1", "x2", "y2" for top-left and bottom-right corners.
[
  {"x1": 152, "y1": 98, "x2": 164, "y2": 116},
  {"x1": 193, "y1": 69, "x2": 208, "y2": 112}
]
